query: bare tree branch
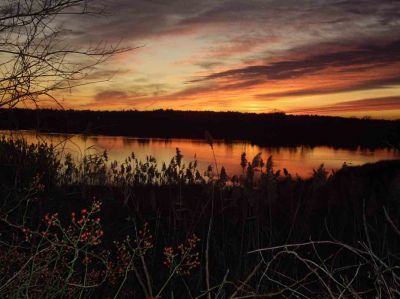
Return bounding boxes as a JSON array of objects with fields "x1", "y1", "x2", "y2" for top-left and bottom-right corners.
[{"x1": 0, "y1": 0, "x2": 130, "y2": 109}]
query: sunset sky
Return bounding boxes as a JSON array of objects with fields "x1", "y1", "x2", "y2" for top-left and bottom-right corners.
[{"x1": 56, "y1": 0, "x2": 400, "y2": 119}]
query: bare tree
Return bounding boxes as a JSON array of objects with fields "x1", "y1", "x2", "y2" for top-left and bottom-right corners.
[{"x1": 0, "y1": 0, "x2": 126, "y2": 109}]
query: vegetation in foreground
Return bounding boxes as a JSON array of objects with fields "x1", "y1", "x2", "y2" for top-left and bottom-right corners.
[{"x1": 0, "y1": 136, "x2": 400, "y2": 298}]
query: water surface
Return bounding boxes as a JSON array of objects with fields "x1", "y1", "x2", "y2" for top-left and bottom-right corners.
[{"x1": 2, "y1": 130, "x2": 399, "y2": 177}]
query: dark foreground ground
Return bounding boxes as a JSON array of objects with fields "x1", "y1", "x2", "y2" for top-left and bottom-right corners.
[{"x1": 0, "y1": 137, "x2": 399, "y2": 298}]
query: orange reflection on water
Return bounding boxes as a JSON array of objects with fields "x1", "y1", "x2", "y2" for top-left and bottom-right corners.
[{"x1": 2, "y1": 130, "x2": 399, "y2": 177}]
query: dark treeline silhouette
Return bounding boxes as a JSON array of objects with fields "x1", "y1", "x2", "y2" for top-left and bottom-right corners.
[{"x1": 1, "y1": 108, "x2": 399, "y2": 148}]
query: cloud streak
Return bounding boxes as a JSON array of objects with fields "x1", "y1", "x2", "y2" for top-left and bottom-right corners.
[{"x1": 289, "y1": 96, "x2": 400, "y2": 114}]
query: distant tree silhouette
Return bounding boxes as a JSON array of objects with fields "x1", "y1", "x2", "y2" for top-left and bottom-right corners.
[{"x1": 0, "y1": 109, "x2": 398, "y2": 149}]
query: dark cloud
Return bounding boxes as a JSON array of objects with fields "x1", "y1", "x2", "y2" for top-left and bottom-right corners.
[
  {"x1": 194, "y1": 61, "x2": 225, "y2": 69},
  {"x1": 256, "y1": 75, "x2": 400, "y2": 99},
  {"x1": 94, "y1": 83, "x2": 170, "y2": 103},
  {"x1": 195, "y1": 39, "x2": 400, "y2": 83},
  {"x1": 94, "y1": 90, "x2": 128, "y2": 101},
  {"x1": 67, "y1": 0, "x2": 400, "y2": 47},
  {"x1": 168, "y1": 79, "x2": 266, "y2": 100},
  {"x1": 85, "y1": 69, "x2": 131, "y2": 81}
]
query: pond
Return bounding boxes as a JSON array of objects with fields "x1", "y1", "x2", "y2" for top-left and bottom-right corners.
[{"x1": 2, "y1": 130, "x2": 399, "y2": 177}]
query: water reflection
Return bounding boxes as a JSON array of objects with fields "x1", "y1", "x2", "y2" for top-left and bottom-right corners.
[{"x1": 2, "y1": 130, "x2": 399, "y2": 177}]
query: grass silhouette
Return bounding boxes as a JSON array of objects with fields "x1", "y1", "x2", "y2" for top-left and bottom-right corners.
[{"x1": 0, "y1": 136, "x2": 399, "y2": 297}]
